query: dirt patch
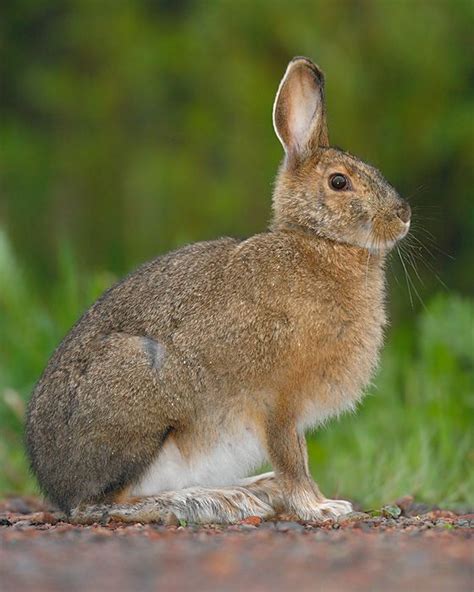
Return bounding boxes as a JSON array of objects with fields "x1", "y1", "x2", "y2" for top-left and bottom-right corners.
[{"x1": 1, "y1": 498, "x2": 472, "y2": 592}]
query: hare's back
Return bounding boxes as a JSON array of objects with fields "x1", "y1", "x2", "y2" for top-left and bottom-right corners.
[{"x1": 80, "y1": 237, "x2": 240, "y2": 337}]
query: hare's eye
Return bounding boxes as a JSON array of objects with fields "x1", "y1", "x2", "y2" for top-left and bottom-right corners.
[{"x1": 330, "y1": 173, "x2": 348, "y2": 190}]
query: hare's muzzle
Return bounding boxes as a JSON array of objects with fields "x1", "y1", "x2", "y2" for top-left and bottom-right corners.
[{"x1": 396, "y1": 200, "x2": 411, "y2": 224}]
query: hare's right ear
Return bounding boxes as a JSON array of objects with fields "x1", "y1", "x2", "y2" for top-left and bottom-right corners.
[{"x1": 272, "y1": 57, "x2": 329, "y2": 160}]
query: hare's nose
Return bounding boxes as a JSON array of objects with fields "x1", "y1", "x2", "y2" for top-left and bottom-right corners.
[{"x1": 396, "y1": 201, "x2": 411, "y2": 224}]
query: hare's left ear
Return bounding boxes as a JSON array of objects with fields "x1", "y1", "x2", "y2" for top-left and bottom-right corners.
[{"x1": 273, "y1": 57, "x2": 329, "y2": 159}]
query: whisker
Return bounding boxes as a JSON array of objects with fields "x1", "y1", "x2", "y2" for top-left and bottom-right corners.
[
  {"x1": 400, "y1": 243, "x2": 425, "y2": 286},
  {"x1": 397, "y1": 246, "x2": 414, "y2": 309},
  {"x1": 390, "y1": 255, "x2": 402, "y2": 288},
  {"x1": 404, "y1": 184, "x2": 428, "y2": 201},
  {"x1": 403, "y1": 234, "x2": 450, "y2": 291},
  {"x1": 410, "y1": 227, "x2": 454, "y2": 260},
  {"x1": 406, "y1": 234, "x2": 452, "y2": 289},
  {"x1": 409, "y1": 214, "x2": 439, "y2": 222},
  {"x1": 398, "y1": 246, "x2": 428, "y2": 311},
  {"x1": 410, "y1": 203, "x2": 442, "y2": 213},
  {"x1": 405, "y1": 234, "x2": 436, "y2": 260}
]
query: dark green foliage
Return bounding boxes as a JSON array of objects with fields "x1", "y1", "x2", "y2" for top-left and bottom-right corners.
[{"x1": 1, "y1": 1, "x2": 473, "y2": 304}]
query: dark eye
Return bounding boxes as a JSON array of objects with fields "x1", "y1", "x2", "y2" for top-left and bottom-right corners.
[{"x1": 330, "y1": 173, "x2": 348, "y2": 190}]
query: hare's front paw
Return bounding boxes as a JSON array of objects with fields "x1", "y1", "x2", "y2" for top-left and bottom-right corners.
[
  {"x1": 288, "y1": 495, "x2": 353, "y2": 522},
  {"x1": 312, "y1": 498, "x2": 353, "y2": 520}
]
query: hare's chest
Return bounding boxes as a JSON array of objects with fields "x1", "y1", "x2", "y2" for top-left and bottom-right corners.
[{"x1": 294, "y1": 299, "x2": 385, "y2": 429}]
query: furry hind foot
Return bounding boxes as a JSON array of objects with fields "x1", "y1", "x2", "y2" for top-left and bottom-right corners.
[
  {"x1": 239, "y1": 471, "x2": 286, "y2": 512},
  {"x1": 69, "y1": 485, "x2": 275, "y2": 525}
]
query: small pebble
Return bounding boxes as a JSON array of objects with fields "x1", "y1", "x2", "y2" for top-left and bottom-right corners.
[
  {"x1": 239, "y1": 524, "x2": 257, "y2": 531},
  {"x1": 13, "y1": 520, "x2": 35, "y2": 529},
  {"x1": 4, "y1": 499, "x2": 35, "y2": 514},
  {"x1": 240, "y1": 516, "x2": 262, "y2": 526},
  {"x1": 274, "y1": 521, "x2": 305, "y2": 532}
]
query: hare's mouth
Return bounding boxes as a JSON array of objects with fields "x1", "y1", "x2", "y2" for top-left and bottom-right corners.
[
  {"x1": 347, "y1": 219, "x2": 410, "y2": 252},
  {"x1": 368, "y1": 219, "x2": 410, "y2": 252}
]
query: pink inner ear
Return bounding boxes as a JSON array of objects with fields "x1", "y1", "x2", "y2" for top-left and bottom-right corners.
[{"x1": 288, "y1": 74, "x2": 319, "y2": 151}]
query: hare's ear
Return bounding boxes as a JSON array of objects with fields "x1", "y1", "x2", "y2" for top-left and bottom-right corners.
[{"x1": 272, "y1": 57, "x2": 329, "y2": 159}]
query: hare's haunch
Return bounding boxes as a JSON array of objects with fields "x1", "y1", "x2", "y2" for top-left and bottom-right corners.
[{"x1": 26, "y1": 57, "x2": 410, "y2": 524}]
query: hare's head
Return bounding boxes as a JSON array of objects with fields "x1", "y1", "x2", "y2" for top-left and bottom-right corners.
[{"x1": 272, "y1": 57, "x2": 410, "y2": 252}]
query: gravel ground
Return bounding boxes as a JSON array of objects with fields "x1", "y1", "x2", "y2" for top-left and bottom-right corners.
[{"x1": 1, "y1": 497, "x2": 472, "y2": 592}]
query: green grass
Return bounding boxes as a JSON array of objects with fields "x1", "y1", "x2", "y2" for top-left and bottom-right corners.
[{"x1": 1, "y1": 229, "x2": 473, "y2": 508}]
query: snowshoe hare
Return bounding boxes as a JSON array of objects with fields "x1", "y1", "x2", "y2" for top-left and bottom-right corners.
[{"x1": 26, "y1": 57, "x2": 411, "y2": 524}]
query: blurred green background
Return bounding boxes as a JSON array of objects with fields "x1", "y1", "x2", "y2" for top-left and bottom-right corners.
[{"x1": 1, "y1": 1, "x2": 473, "y2": 508}]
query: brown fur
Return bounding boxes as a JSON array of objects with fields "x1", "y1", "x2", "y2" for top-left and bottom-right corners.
[{"x1": 26, "y1": 57, "x2": 410, "y2": 523}]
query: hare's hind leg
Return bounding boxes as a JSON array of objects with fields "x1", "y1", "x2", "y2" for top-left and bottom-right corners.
[
  {"x1": 70, "y1": 474, "x2": 282, "y2": 525},
  {"x1": 29, "y1": 332, "x2": 188, "y2": 512},
  {"x1": 70, "y1": 485, "x2": 275, "y2": 525}
]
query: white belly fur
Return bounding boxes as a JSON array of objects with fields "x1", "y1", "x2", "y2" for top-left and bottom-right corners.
[{"x1": 132, "y1": 423, "x2": 266, "y2": 495}]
